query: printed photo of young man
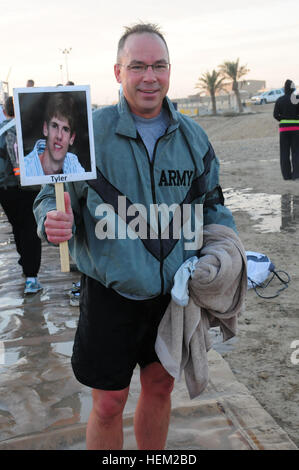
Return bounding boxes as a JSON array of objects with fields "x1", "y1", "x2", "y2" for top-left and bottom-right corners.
[{"x1": 24, "y1": 92, "x2": 85, "y2": 176}]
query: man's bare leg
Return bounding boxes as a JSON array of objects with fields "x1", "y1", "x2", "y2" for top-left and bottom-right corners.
[
  {"x1": 134, "y1": 362, "x2": 174, "y2": 450},
  {"x1": 86, "y1": 387, "x2": 129, "y2": 450}
]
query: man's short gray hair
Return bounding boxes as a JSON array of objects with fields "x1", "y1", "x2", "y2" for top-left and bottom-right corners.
[{"x1": 117, "y1": 22, "x2": 169, "y2": 62}]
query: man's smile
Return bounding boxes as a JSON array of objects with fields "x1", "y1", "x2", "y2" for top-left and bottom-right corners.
[
  {"x1": 137, "y1": 89, "x2": 160, "y2": 98},
  {"x1": 139, "y1": 90, "x2": 158, "y2": 93}
]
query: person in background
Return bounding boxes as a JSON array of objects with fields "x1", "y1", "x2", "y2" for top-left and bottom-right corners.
[
  {"x1": 273, "y1": 79, "x2": 299, "y2": 180},
  {"x1": 26, "y1": 79, "x2": 34, "y2": 87},
  {"x1": 0, "y1": 97, "x2": 42, "y2": 294},
  {"x1": 0, "y1": 105, "x2": 5, "y2": 124}
]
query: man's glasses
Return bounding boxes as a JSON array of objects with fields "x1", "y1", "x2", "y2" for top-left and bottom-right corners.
[{"x1": 118, "y1": 63, "x2": 170, "y2": 74}]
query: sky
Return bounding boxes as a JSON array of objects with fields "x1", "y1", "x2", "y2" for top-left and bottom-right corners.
[{"x1": 0, "y1": 0, "x2": 298, "y2": 105}]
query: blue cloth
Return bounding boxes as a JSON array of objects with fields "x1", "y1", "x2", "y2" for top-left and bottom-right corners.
[
  {"x1": 171, "y1": 256, "x2": 199, "y2": 306},
  {"x1": 246, "y1": 251, "x2": 275, "y2": 288}
]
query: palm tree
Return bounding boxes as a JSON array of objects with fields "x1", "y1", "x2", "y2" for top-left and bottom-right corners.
[
  {"x1": 219, "y1": 59, "x2": 249, "y2": 113},
  {"x1": 196, "y1": 70, "x2": 226, "y2": 115}
]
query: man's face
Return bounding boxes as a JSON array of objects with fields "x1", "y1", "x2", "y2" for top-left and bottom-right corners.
[
  {"x1": 43, "y1": 115, "x2": 75, "y2": 163},
  {"x1": 114, "y1": 33, "x2": 170, "y2": 118}
]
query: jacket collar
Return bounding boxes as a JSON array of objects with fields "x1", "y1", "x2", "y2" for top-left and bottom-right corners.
[{"x1": 115, "y1": 95, "x2": 179, "y2": 138}]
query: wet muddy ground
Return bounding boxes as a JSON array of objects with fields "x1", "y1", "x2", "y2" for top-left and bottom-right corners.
[
  {"x1": 197, "y1": 105, "x2": 299, "y2": 447},
  {"x1": 0, "y1": 104, "x2": 298, "y2": 450}
]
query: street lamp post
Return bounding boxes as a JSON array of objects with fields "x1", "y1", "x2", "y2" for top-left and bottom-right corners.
[
  {"x1": 60, "y1": 48, "x2": 72, "y2": 83},
  {"x1": 59, "y1": 64, "x2": 63, "y2": 84}
]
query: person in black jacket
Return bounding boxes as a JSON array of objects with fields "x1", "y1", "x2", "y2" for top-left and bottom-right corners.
[
  {"x1": 273, "y1": 79, "x2": 299, "y2": 180},
  {"x1": 0, "y1": 97, "x2": 42, "y2": 294}
]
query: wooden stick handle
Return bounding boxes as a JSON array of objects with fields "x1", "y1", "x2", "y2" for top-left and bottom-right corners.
[{"x1": 55, "y1": 182, "x2": 70, "y2": 272}]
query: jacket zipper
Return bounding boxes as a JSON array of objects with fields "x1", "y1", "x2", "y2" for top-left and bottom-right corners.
[{"x1": 137, "y1": 132, "x2": 168, "y2": 295}]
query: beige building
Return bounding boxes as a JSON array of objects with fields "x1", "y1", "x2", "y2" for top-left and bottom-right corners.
[{"x1": 219, "y1": 80, "x2": 266, "y2": 97}]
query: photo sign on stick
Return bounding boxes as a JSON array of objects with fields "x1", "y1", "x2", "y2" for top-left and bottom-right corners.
[{"x1": 13, "y1": 85, "x2": 96, "y2": 272}]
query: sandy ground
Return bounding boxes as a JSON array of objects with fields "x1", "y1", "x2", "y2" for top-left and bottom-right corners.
[
  {"x1": 0, "y1": 103, "x2": 298, "y2": 450},
  {"x1": 196, "y1": 103, "x2": 299, "y2": 447}
]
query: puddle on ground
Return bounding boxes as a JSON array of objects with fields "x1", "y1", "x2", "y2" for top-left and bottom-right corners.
[
  {"x1": 51, "y1": 341, "x2": 73, "y2": 357},
  {"x1": 220, "y1": 158, "x2": 277, "y2": 166},
  {"x1": 219, "y1": 160, "x2": 237, "y2": 165},
  {"x1": 224, "y1": 189, "x2": 299, "y2": 233},
  {"x1": 0, "y1": 346, "x2": 22, "y2": 368}
]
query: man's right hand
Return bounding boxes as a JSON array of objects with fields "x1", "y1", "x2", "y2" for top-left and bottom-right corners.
[{"x1": 44, "y1": 192, "x2": 74, "y2": 244}]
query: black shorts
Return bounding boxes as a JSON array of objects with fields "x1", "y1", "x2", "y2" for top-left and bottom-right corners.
[{"x1": 71, "y1": 274, "x2": 171, "y2": 391}]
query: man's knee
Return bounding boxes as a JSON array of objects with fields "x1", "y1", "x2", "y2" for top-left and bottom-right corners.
[
  {"x1": 91, "y1": 388, "x2": 129, "y2": 422},
  {"x1": 140, "y1": 362, "x2": 174, "y2": 397}
]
